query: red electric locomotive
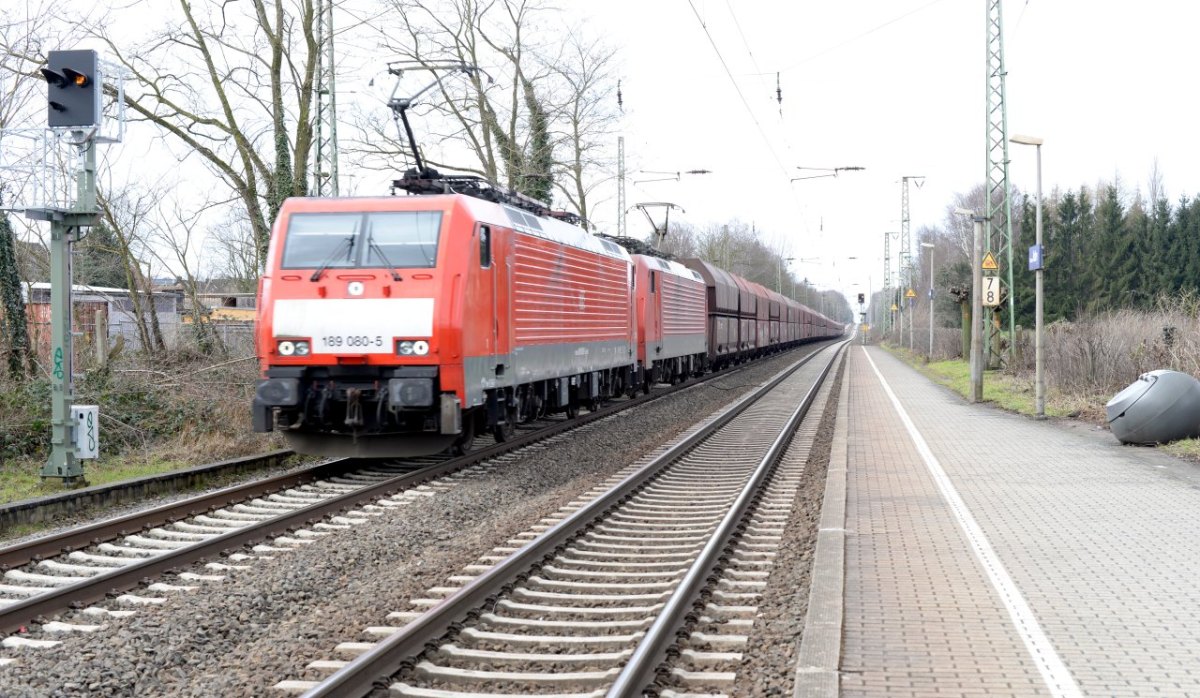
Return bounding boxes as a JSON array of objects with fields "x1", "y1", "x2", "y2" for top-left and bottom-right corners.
[
  {"x1": 630, "y1": 254, "x2": 708, "y2": 388},
  {"x1": 253, "y1": 187, "x2": 638, "y2": 457}
]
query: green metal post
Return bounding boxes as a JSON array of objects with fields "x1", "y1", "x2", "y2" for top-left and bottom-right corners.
[{"x1": 41, "y1": 136, "x2": 99, "y2": 484}]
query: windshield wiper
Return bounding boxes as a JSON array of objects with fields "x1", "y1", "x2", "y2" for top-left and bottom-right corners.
[
  {"x1": 368, "y1": 236, "x2": 404, "y2": 282},
  {"x1": 310, "y1": 235, "x2": 355, "y2": 282}
]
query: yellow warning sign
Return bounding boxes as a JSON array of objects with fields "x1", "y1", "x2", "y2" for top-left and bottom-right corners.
[
  {"x1": 890, "y1": 304, "x2": 898, "y2": 311},
  {"x1": 981, "y1": 251, "x2": 999, "y2": 271},
  {"x1": 905, "y1": 289, "x2": 916, "y2": 298}
]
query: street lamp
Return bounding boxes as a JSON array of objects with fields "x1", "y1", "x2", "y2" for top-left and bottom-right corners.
[
  {"x1": 921, "y1": 242, "x2": 935, "y2": 358},
  {"x1": 1011, "y1": 134, "x2": 1045, "y2": 417},
  {"x1": 790, "y1": 165, "x2": 865, "y2": 182},
  {"x1": 955, "y1": 207, "x2": 985, "y2": 402}
]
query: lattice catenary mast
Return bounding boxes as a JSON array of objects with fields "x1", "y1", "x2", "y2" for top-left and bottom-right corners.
[
  {"x1": 898, "y1": 176, "x2": 922, "y2": 339},
  {"x1": 985, "y1": 0, "x2": 1015, "y2": 364},
  {"x1": 313, "y1": 0, "x2": 340, "y2": 195},
  {"x1": 617, "y1": 136, "x2": 626, "y2": 237},
  {"x1": 882, "y1": 230, "x2": 892, "y2": 331}
]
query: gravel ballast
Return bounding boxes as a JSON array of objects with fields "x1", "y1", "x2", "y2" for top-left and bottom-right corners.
[
  {"x1": 0, "y1": 346, "x2": 828, "y2": 697},
  {"x1": 731, "y1": 351, "x2": 843, "y2": 697}
]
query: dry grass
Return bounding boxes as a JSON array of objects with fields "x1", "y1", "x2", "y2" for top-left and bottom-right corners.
[
  {"x1": 1010, "y1": 294, "x2": 1200, "y2": 395},
  {"x1": 882, "y1": 293, "x2": 1200, "y2": 428},
  {"x1": 0, "y1": 348, "x2": 283, "y2": 502}
]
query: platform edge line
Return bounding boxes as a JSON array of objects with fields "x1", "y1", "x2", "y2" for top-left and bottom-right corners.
[{"x1": 862, "y1": 346, "x2": 1082, "y2": 698}]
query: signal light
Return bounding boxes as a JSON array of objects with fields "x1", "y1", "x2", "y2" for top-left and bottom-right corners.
[
  {"x1": 41, "y1": 49, "x2": 99, "y2": 128},
  {"x1": 65, "y1": 68, "x2": 90, "y2": 87},
  {"x1": 40, "y1": 67, "x2": 67, "y2": 86},
  {"x1": 857, "y1": 293, "x2": 865, "y2": 304}
]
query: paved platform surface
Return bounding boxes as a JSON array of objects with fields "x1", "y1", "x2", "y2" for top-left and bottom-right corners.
[{"x1": 807, "y1": 345, "x2": 1200, "y2": 698}]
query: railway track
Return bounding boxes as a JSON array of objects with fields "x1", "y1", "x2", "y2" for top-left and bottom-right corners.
[
  {"x1": 0, "y1": 344, "x2": 830, "y2": 648},
  {"x1": 277, "y1": 339, "x2": 847, "y2": 697},
  {"x1": 0, "y1": 449, "x2": 296, "y2": 532}
]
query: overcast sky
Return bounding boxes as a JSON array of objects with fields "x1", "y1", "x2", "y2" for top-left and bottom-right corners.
[
  {"x1": 575, "y1": 0, "x2": 1200, "y2": 298},
  {"x1": 13, "y1": 0, "x2": 1198, "y2": 303}
]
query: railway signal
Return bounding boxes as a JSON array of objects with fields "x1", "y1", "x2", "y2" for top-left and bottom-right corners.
[
  {"x1": 41, "y1": 50, "x2": 100, "y2": 128},
  {"x1": 25, "y1": 49, "x2": 124, "y2": 485}
]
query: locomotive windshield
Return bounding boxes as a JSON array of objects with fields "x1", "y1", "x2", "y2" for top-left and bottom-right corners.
[{"x1": 282, "y1": 211, "x2": 442, "y2": 270}]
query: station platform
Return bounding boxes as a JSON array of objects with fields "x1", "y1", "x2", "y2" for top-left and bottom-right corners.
[{"x1": 796, "y1": 345, "x2": 1200, "y2": 698}]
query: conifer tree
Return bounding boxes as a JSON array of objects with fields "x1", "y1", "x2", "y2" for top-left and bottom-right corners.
[
  {"x1": 1147, "y1": 196, "x2": 1175, "y2": 294},
  {"x1": 1114, "y1": 196, "x2": 1148, "y2": 308},
  {"x1": 1092, "y1": 186, "x2": 1126, "y2": 310},
  {"x1": 1047, "y1": 189, "x2": 1083, "y2": 320},
  {"x1": 75, "y1": 223, "x2": 127, "y2": 289}
]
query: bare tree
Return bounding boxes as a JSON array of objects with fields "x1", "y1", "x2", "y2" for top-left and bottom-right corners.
[
  {"x1": 945, "y1": 184, "x2": 988, "y2": 260},
  {"x1": 692, "y1": 221, "x2": 780, "y2": 289},
  {"x1": 545, "y1": 28, "x2": 619, "y2": 226},
  {"x1": 146, "y1": 196, "x2": 229, "y2": 354},
  {"x1": 0, "y1": 0, "x2": 322, "y2": 272},
  {"x1": 352, "y1": 1, "x2": 554, "y2": 194},
  {"x1": 98, "y1": 184, "x2": 166, "y2": 354},
  {"x1": 206, "y1": 207, "x2": 261, "y2": 293},
  {"x1": 655, "y1": 221, "x2": 698, "y2": 259},
  {"x1": 0, "y1": 1, "x2": 64, "y2": 377}
]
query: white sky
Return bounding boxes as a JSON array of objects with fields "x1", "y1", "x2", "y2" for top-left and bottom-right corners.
[
  {"x1": 577, "y1": 0, "x2": 1200, "y2": 299},
  {"x1": 13, "y1": 0, "x2": 1199, "y2": 304}
]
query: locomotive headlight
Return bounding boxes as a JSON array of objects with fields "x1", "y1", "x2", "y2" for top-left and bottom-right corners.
[
  {"x1": 397, "y1": 340, "x2": 430, "y2": 356},
  {"x1": 294, "y1": 341, "x2": 310, "y2": 356},
  {"x1": 277, "y1": 340, "x2": 296, "y2": 356}
]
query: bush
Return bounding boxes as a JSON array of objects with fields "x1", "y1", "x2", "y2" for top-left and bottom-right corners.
[
  {"x1": 1011, "y1": 292, "x2": 1200, "y2": 396},
  {"x1": 0, "y1": 349, "x2": 275, "y2": 466},
  {"x1": 0, "y1": 376, "x2": 51, "y2": 461}
]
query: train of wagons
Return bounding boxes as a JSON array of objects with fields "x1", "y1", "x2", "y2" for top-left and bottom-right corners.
[{"x1": 253, "y1": 176, "x2": 844, "y2": 458}]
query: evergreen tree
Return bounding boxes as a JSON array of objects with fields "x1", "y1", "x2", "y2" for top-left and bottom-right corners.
[
  {"x1": 1011, "y1": 197, "x2": 1036, "y2": 327},
  {"x1": 1148, "y1": 196, "x2": 1176, "y2": 294},
  {"x1": 1114, "y1": 196, "x2": 1147, "y2": 308},
  {"x1": 75, "y1": 223, "x2": 127, "y2": 289},
  {"x1": 1179, "y1": 197, "x2": 1200, "y2": 293},
  {"x1": 1047, "y1": 189, "x2": 1084, "y2": 320},
  {"x1": 1089, "y1": 186, "x2": 1117, "y2": 309},
  {"x1": 0, "y1": 213, "x2": 31, "y2": 377}
]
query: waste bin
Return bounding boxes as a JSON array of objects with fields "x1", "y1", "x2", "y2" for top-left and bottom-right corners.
[{"x1": 1106, "y1": 369, "x2": 1200, "y2": 444}]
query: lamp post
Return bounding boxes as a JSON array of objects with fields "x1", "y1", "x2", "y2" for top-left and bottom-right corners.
[
  {"x1": 921, "y1": 242, "x2": 935, "y2": 357},
  {"x1": 956, "y1": 207, "x2": 985, "y2": 402},
  {"x1": 1011, "y1": 134, "x2": 1045, "y2": 417}
]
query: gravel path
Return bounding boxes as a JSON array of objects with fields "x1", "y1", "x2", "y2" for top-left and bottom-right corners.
[
  {"x1": 731, "y1": 351, "x2": 844, "y2": 698},
  {"x1": 0, "y1": 347, "x2": 823, "y2": 697}
]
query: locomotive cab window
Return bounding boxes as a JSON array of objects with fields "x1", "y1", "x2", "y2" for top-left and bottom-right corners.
[
  {"x1": 363, "y1": 211, "x2": 441, "y2": 268},
  {"x1": 479, "y1": 225, "x2": 491, "y2": 267},
  {"x1": 281, "y1": 213, "x2": 362, "y2": 269},
  {"x1": 282, "y1": 211, "x2": 443, "y2": 270}
]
